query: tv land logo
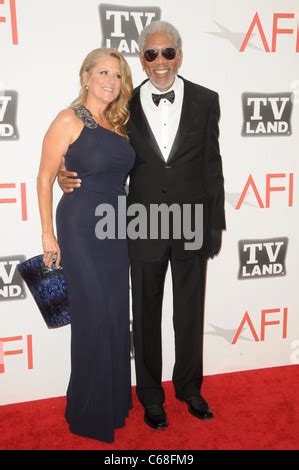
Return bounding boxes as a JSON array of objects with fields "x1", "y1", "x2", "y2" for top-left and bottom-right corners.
[
  {"x1": 99, "y1": 3, "x2": 161, "y2": 55},
  {"x1": 209, "y1": 12, "x2": 299, "y2": 53},
  {"x1": 0, "y1": 335, "x2": 33, "y2": 373},
  {"x1": 0, "y1": 91, "x2": 19, "y2": 140},
  {"x1": 0, "y1": 0, "x2": 18, "y2": 45},
  {"x1": 235, "y1": 173, "x2": 294, "y2": 210},
  {"x1": 0, "y1": 255, "x2": 26, "y2": 301},
  {"x1": 238, "y1": 238, "x2": 288, "y2": 280},
  {"x1": 241, "y1": 93, "x2": 293, "y2": 137}
]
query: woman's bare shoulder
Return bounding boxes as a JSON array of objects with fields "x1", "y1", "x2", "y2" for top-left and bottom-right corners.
[{"x1": 55, "y1": 108, "x2": 79, "y2": 126}]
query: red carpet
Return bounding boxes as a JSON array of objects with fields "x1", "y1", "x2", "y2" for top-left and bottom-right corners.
[{"x1": 0, "y1": 365, "x2": 298, "y2": 450}]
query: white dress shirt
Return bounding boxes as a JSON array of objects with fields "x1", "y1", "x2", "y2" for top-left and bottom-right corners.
[{"x1": 140, "y1": 76, "x2": 184, "y2": 161}]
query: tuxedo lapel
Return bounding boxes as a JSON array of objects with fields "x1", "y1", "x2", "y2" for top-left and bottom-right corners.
[
  {"x1": 167, "y1": 79, "x2": 200, "y2": 163},
  {"x1": 129, "y1": 88, "x2": 164, "y2": 162},
  {"x1": 129, "y1": 78, "x2": 200, "y2": 164}
]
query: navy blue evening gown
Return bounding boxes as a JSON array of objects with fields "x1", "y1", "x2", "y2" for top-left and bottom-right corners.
[{"x1": 56, "y1": 106, "x2": 135, "y2": 443}]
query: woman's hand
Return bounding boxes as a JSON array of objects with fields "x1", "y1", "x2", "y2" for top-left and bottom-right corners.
[{"x1": 42, "y1": 232, "x2": 61, "y2": 268}]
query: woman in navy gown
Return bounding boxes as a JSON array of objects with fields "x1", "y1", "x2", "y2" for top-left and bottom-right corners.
[{"x1": 37, "y1": 48, "x2": 135, "y2": 443}]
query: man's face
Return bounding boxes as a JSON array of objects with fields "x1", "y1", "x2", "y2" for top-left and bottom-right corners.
[{"x1": 140, "y1": 32, "x2": 183, "y2": 92}]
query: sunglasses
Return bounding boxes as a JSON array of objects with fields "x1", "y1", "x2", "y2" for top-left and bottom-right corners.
[{"x1": 143, "y1": 48, "x2": 176, "y2": 62}]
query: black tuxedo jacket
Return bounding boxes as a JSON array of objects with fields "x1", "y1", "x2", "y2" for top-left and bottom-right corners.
[{"x1": 127, "y1": 76, "x2": 226, "y2": 261}]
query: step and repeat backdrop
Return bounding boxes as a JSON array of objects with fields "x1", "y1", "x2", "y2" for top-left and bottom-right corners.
[{"x1": 0, "y1": 0, "x2": 298, "y2": 405}]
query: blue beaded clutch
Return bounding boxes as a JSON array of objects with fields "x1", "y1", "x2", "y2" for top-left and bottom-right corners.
[{"x1": 17, "y1": 255, "x2": 70, "y2": 329}]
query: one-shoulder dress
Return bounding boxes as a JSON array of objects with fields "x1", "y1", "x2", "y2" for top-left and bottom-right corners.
[{"x1": 56, "y1": 107, "x2": 135, "y2": 443}]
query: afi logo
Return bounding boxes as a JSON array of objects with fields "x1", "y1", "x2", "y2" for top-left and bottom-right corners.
[
  {"x1": 0, "y1": 335, "x2": 33, "y2": 373},
  {"x1": 0, "y1": 91, "x2": 19, "y2": 139},
  {"x1": 240, "y1": 12, "x2": 299, "y2": 52},
  {"x1": 99, "y1": 3, "x2": 161, "y2": 55},
  {"x1": 232, "y1": 308, "x2": 288, "y2": 344},
  {"x1": 0, "y1": 182, "x2": 28, "y2": 220},
  {"x1": 0, "y1": 0, "x2": 18, "y2": 44},
  {"x1": 236, "y1": 173, "x2": 294, "y2": 209},
  {"x1": 0, "y1": 255, "x2": 26, "y2": 301},
  {"x1": 242, "y1": 93, "x2": 293, "y2": 137},
  {"x1": 238, "y1": 238, "x2": 288, "y2": 279}
]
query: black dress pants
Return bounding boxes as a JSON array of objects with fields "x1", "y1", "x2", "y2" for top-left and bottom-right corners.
[{"x1": 131, "y1": 247, "x2": 208, "y2": 406}]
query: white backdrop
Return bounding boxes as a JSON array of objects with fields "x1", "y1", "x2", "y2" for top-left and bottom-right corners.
[{"x1": 0, "y1": 0, "x2": 298, "y2": 405}]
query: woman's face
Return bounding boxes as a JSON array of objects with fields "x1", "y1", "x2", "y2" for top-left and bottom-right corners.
[{"x1": 85, "y1": 55, "x2": 122, "y2": 105}]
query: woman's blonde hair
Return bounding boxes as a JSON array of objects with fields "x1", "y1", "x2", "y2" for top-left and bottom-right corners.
[{"x1": 70, "y1": 48, "x2": 133, "y2": 139}]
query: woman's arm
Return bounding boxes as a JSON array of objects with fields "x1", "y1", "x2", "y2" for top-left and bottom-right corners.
[{"x1": 37, "y1": 109, "x2": 76, "y2": 267}]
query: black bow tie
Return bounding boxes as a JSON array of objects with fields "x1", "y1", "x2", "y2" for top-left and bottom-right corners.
[{"x1": 152, "y1": 90, "x2": 175, "y2": 106}]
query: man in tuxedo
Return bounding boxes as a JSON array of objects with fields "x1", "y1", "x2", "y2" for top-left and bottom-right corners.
[{"x1": 59, "y1": 21, "x2": 225, "y2": 430}]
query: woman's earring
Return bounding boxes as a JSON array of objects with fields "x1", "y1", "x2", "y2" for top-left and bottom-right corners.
[{"x1": 85, "y1": 85, "x2": 89, "y2": 90}]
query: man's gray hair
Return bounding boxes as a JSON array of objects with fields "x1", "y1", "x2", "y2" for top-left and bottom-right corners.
[{"x1": 138, "y1": 21, "x2": 182, "y2": 52}]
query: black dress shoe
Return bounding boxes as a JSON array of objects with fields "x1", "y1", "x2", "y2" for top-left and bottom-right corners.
[
  {"x1": 144, "y1": 404, "x2": 169, "y2": 429},
  {"x1": 176, "y1": 395, "x2": 214, "y2": 420}
]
